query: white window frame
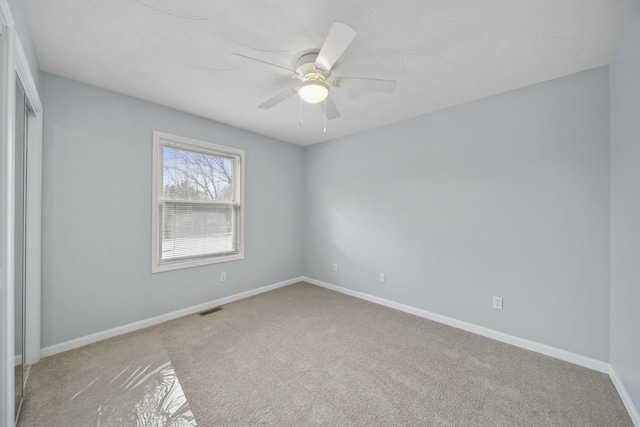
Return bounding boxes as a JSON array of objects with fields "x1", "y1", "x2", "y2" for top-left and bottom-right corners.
[{"x1": 151, "y1": 131, "x2": 245, "y2": 273}]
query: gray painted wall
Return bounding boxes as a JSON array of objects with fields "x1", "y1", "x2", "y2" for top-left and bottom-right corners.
[
  {"x1": 40, "y1": 72, "x2": 304, "y2": 348},
  {"x1": 304, "y1": 66, "x2": 611, "y2": 361},
  {"x1": 610, "y1": 7, "x2": 640, "y2": 415}
]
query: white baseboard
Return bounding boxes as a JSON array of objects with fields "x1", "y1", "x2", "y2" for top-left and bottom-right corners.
[
  {"x1": 38, "y1": 275, "x2": 611, "y2": 373},
  {"x1": 40, "y1": 277, "x2": 304, "y2": 358},
  {"x1": 35, "y1": 275, "x2": 637, "y2": 424},
  {"x1": 610, "y1": 365, "x2": 640, "y2": 427},
  {"x1": 303, "y1": 276, "x2": 610, "y2": 374}
]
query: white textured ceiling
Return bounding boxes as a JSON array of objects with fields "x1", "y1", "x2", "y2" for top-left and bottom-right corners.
[{"x1": 24, "y1": 0, "x2": 639, "y2": 146}]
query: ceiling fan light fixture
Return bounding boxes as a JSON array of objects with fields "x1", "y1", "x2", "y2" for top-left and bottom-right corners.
[{"x1": 298, "y1": 80, "x2": 329, "y2": 104}]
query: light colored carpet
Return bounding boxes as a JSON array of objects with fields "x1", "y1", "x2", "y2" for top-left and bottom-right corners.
[{"x1": 19, "y1": 282, "x2": 632, "y2": 426}]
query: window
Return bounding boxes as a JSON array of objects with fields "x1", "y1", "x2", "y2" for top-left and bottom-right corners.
[{"x1": 152, "y1": 131, "x2": 244, "y2": 272}]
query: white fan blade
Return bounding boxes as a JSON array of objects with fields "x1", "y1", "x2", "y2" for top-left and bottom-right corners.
[
  {"x1": 258, "y1": 87, "x2": 299, "y2": 109},
  {"x1": 230, "y1": 54, "x2": 298, "y2": 78},
  {"x1": 315, "y1": 22, "x2": 357, "y2": 72},
  {"x1": 320, "y1": 96, "x2": 341, "y2": 120},
  {"x1": 332, "y1": 77, "x2": 397, "y2": 93}
]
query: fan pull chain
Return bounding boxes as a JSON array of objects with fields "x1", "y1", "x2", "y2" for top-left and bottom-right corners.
[
  {"x1": 323, "y1": 98, "x2": 327, "y2": 134},
  {"x1": 299, "y1": 96, "x2": 303, "y2": 126}
]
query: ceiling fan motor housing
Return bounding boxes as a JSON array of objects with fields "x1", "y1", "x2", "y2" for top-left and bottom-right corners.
[{"x1": 296, "y1": 53, "x2": 328, "y2": 79}]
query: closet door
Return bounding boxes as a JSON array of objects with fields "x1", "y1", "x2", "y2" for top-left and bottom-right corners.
[{"x1": 14, "y1": 77, "x2": 27, "y2": 423}]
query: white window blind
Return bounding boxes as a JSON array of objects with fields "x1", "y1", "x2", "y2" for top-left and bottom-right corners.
[{"x1": 152, "y1": 132, "x2": 244, "y2": 272}]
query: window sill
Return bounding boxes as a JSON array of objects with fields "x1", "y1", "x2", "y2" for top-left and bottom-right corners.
[{"x1": 151, "y1": 252, "x2": 245, "y2": 273}]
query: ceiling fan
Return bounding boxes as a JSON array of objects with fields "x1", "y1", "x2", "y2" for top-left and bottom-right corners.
[{"x1": 230, "y1": 22, "x2": 397, "y2": 120}]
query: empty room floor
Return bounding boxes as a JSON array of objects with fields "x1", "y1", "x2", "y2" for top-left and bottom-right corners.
[{"x1": 17, "y1": 282, "x2": 632, "y2": 426}]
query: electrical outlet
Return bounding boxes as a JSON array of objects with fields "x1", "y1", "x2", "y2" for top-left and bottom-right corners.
[
  {"x1": 379, "y1": 272, "x2": 386, "y2": 282},
  {"x1": 492, "y1": 296, "x2": 503, "y2": 310},
  {"x1": 220, "y1": 272, "x2": 226, "y2": 282},
  {"x1": 333, "y1": 263, "x2": 338, "y2": 271}
]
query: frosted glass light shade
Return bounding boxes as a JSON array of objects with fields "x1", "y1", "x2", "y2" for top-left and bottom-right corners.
[{"x1": 298, "y1": 81, "x2": 329, "y2": 103}]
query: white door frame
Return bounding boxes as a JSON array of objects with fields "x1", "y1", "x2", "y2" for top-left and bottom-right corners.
[
  {"x1": 0, "y1": 2, "x2": 17, "y2": 424},
  {"x1": 0, "y1": 1, "x2": 43, "y2": 425}
]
